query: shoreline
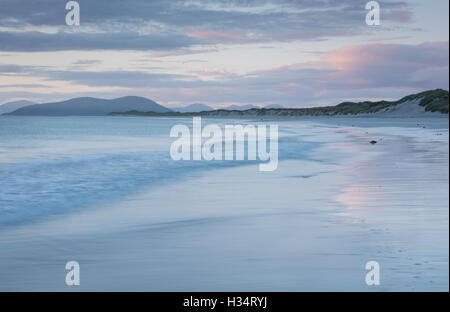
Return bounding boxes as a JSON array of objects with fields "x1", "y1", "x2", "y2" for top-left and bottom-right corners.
[{"x1": 0, "y1": 118, "x2": 448, "y2": 291}]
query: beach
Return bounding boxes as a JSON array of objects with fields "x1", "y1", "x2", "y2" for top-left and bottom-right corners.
[{"x1": 0, "y1": 116, "x2": 448, "y2": 291}]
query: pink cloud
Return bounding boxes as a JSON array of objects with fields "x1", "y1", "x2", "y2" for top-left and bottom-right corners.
[
  {"x1": 323, "y1": 45, "x2": 376, "y2": 70},
  {"x1": 146, "y1": 42, "x2": 448, "y2": 106}
]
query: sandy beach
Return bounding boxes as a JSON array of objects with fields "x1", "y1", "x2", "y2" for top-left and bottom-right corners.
[{"x1": 0, "y1": 117, "x2": 447, "y2": 291}]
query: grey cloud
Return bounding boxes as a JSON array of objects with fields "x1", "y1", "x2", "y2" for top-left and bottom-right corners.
[
  {"x1": 0, "y1": 0, "x2": 412, "y2": 51},
  {"x1": 44, "y1": 70, "x2": 192, "y2": 88},
  {"x1": 0, "y1": 84, "x2": 51, "y2": 88},
  {"x1": 0, "y1": 31, "x2": 202, "y2": 52},
  {"x1": 72, "y1": 59, "x2": 102, "y2": 65},
  {"x1": 1, "y1": 64, "x2": 196, "y2": 87},
  {"x1": 0, "y1": 0, "x2": 409, "y2": 26},
  {"x1": 0, "y1": 64, "x2": 32, "y2": 73}
]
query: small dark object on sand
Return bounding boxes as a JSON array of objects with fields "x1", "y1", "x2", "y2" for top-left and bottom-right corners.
[{"x1": 370, "y1": 140, "x2": 377, "y2": 144}]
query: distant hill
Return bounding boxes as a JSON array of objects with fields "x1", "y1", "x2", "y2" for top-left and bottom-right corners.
[
  {"x1": 0, "y1": 100, "x2": 36, "y2": 114},
  {"x1": 172, "y1": 103, "x2": 213, "y2": 113},
  {"x1": 109, "y1": 89, "x2": 449, "y2": 118},
  {"x1": 225, "y1": 104, "x2": 259, "y2": 110},
  {"x1": 5, "y1": 96, "x2": 171, "y2": 116}
]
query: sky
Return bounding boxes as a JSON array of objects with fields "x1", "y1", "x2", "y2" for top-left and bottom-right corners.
[{"x1": 0, "y1": 0, "x2": 448, "y2": 108}]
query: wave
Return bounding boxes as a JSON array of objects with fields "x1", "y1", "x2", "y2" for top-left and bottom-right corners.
[{"x1": 0, "y1": 117, "x2": 321, "y2": 226}]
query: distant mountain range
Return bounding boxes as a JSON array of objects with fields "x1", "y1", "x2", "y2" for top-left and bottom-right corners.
[
  {"x1": 171, "y1": 103, "x2": 278, "y2": 112},
  {"x1": 109, "y1": 89, "x2": 449, "y2": 117},
  {"x1": 172, "y1": 103, "x2": 213, "y2": 113},
  {"x1": 1, "y1": 98, "x2": 282, "y2": 116},
  {"x1": 4, "y1": 96, "x2": 171, "y2": 116},
  {"x1": 3, "y1": 90, "x2": 448, "y2": 117},
  {"x1": 224, "y1": 104, "x2": 259, "y2": 110},
  {"x1": 0, "y1": 100, "x2": 36, "y2": 114}
]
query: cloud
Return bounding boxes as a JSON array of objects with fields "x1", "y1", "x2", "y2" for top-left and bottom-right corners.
[
  {"x1": 0, "y1": 64, "x2": 35, "y2": 73},
  {"x1": 44, "y1": 70, "x2": 192, "y2": 88},
  {"x1": 72, "y1": 59, "x2": 102, "y2": 65},
  {"x1": 319, "y1": 41, "x2": 449, "y2": 88},
  {"x1": 0, "y1": 0, "x2": 414, "y2": 51},
  {"x1": 0, "y1": 31, "x2": 202, "y2": 52},
  {"x1": 1, "y1": 41, "x2": 447, "y2": 106},
  {"x1": 383, "y1": 10, "x2": 413, "y2": 23},
  {"x1": 0, "y1": 84, "x2": 51, "y2": 88}
]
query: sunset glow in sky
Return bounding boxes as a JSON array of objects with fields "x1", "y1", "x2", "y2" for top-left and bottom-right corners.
[{"x1": 0, "y1": 0, "x2": 448, "y2": 108}]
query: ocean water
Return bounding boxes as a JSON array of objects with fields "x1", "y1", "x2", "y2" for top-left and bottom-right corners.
[
  {"x1": 0, "y1": 116, "x2": 318, "y2": 226},
  {"x1": 0, "y1": 116, "x2": 448, "y2": 291}
]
